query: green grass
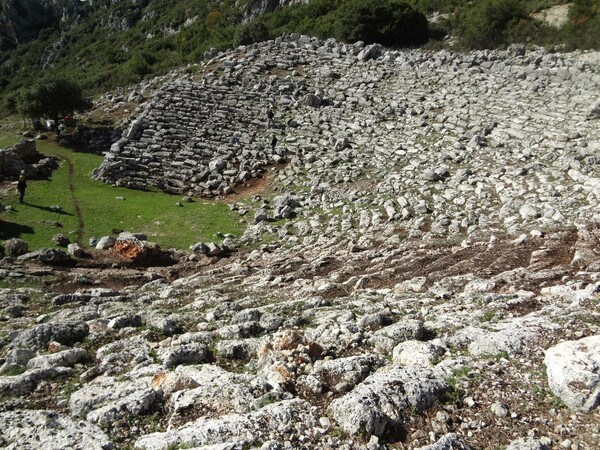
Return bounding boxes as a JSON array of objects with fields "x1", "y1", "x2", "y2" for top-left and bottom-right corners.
[
  {"x1": 0, "y1": 133, "x2": 23, "y2": 148},
  {"x1": 481, "y1": 309, "x2": 497, "y2": 322},
  {"x1": 1, "y1": 137, "x2": 246, "y2": 250}
]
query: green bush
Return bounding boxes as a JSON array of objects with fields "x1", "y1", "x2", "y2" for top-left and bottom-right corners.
[
  {"x1": 562, "y1": 0, "x2": 600, "y2": 50},
  {"x1": 233, "y1": 20, "x2": 271, "y2": 46},
  {"x1": 508, "y1": 18, "x2": 554, "y2": 46},
  {"x1": 454, "y1": 0, "x2": 527, "y2": 49},
  {"x1": 263, "y1": 0, "x2": 337, "y2": 38},
  {"x1": 122, "y1": 52, "x2": 153, "y2": 77},
  {"x1": 408, "y1": 0, "x2": 465, "y2": 15},
  {"x1": 335, "y1": 0, "x2": 428, "y2": 46}
]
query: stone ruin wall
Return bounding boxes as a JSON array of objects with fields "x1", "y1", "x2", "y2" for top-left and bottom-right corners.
[
  {"x1": 94, "y1": 34, "x2": 600, "y2": 215},
  {"x1": 95, "y1": 80, "x2": 277, "y2": 196},
  {"x1": 93, "y1": 36, "x2": 394, "y2": 196},
  {"x1": 0, "y1": 139, "x2": 58, "y2": 181}
]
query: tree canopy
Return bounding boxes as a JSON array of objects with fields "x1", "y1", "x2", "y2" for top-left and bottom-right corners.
[
  {"x1": 12, "y1": 77, "x2": 91, "y2": 126},
  {"x1": 335, "y1": 0, "x2": 428, "y2": 46}
]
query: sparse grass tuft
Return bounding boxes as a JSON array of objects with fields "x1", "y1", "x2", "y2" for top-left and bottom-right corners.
[
  {"x1": 1, "y1": 366, "x2": 27, "y2": 376},
  {"x1": 481, "y1": 309, "x2": 497, "y2": 322}
]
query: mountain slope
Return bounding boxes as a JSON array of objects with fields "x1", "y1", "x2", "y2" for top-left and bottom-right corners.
[{"x1": 0, "y1": 0, "x2": 598, "y2": 117}]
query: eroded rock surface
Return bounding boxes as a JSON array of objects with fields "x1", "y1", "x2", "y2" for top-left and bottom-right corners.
[
  {"x1": 0, "y1": 410, "x2": 112, "y2": 450},
  {"x1": 545, "y1": 335, "x2": 600, "y2": 413}
]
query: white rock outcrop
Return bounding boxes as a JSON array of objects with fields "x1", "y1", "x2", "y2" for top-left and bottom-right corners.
[
  {"x1": 544, "y1": 335, "x2": 600, "y2": 413},
  {"x1": 328, "y1": 367, "x2": 448, "y2": 436}
]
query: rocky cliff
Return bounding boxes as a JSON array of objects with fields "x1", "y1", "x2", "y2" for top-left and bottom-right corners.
[
  {"x1": 0, "y1": 0, "x2": 304, "y2": 50},
  {"x1": 0, "y1": 0, "x2": 91, "y2": 48},
  {"x1": 240, "y1": 0, "x2": 309, "y2": 22}
]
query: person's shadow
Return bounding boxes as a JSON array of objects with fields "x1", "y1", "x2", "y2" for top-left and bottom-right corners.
[
  {"x1": 23, "y1": 202, "x2": 74, "y2": 216},
  {"x1": 0, "y1": 220, "x2": 34, "y2": 239}
]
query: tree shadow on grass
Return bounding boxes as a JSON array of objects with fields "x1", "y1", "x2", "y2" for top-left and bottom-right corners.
[
  {"x1": 24, "y1": 202, "x2": 74, "y2": 216},
  {"x1": 0, "y1": 220, "x2": 34, "y2": 240}
]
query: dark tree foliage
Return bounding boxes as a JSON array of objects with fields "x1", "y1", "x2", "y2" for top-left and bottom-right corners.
[
  {"x1": 563, "y1": 0, "x2": 600, "y2": 50},
  {"x1": 233, "y1": 20, "x2": 271, "y2": 46},
  {"x1": 335, "y1": 0, "x2": 429, "y2": 46},
  {"x1": 13, "y1": 77, "x2": 91, "y2": 126},
  {"x1": 454, "y1": 0, "x2": 527, "y2": 49}
]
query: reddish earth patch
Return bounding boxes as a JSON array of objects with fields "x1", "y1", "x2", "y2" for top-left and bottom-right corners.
[{"x1": 220, "y1": 163, "x2": 288, "y2": 204}]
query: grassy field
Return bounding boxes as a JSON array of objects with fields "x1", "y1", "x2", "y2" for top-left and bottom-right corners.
[{"x1": 1, "y1": 134, "x2": 246, "y2": 251}]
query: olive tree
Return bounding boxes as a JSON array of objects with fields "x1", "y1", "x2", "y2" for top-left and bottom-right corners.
[{"x1": 14, "y1": 77, "x2": 91, "y2": 128}]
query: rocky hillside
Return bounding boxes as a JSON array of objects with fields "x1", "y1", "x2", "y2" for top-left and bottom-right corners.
[
  {"x1": 0, "y1": 0, "x2": 298, "y2": 49},
  {"x1": 2, "y1": 37, "x2": 600, "y2": 450},
  {"x1": 0, "y1": 0, "x2": 94, "y2": 48}
]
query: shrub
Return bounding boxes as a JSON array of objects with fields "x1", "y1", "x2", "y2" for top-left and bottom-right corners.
[
  {"x1": 335, "y1": 0, "x2": 428, "y2": 46},
  {"x1": 205, "y1": 11, "x2": 226, "y2": 31},
  {"x1": 562, "y1": 0, "x2": 600, "y2": 50},
  {"x1": 122, "y1": 52, "x2": 152, "y2": 77},
  {"x1": 233, "y1": 20, "x2": 270, "y2": 46},
  {"x1": 262, "y1": 0, "x2": 338, "y2": 39},
  {"x1": 454, "y1": 0, "x2": 527, "y2": 49},
  {"x1": 505, "y1": 16, "x2": 555, "y2": 46},
  {"x1": 409, "y1": 0, "x2": 464, "y2": 15}
]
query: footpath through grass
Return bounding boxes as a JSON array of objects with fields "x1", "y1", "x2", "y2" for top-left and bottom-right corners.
[{"x1": 1, "y1": 135, "x2": 245, "y2": 251}]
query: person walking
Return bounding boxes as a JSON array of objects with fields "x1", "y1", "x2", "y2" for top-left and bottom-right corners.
[
  {"x1": 271, "y1": 134, "x2": 278, "y2": 155},
  {"x1": 266, "y1": 108, "x2": 275, "y2": 129},
  {"x1": 17, "y1": 173, "x2": 27, "y2": 204}
]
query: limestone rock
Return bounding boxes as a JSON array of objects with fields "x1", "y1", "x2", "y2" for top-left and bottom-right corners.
[
  {"x1": 95, "y1": 236, "x2": 116, "y2": 250},
  {"x1": 52, "y1": 233, "x2": 70, "y2": 246},
  {"x1": 166, "y1": 365, "x2": 272, "y2": 427},
  {"x1": 0, "y1": 368, "x2": 72, "y2": 396},
  {"x1": 414, "y1": 433, "x2": 474, "y2": 450},
  {"x1": 10, "y1": 321, "x2": 89, "y2": 351},
  {"x1": 159, "y1": 343, "x2": 210, "y2": 368},
  {"x1": 96, "y1": 335, "x2": 153, "y2": 375},
  {"x1": 0, "y1": 410, "x2": 113, "y2": 450},
  {"x1": 26, "y1": 348, "x2": 88, "y2": 370},
  {"x1": 69, "y1": 375, "x2": 158, "y2": 425},
  {"x1": 0, "y1": 348, "x2": 35, "y2": 374},
  {"x1": 4, "y1": 238, "x2": 29, "y2": 256},
  {"x1": 328, "y1": 367, "x2": 448, "y2": 436},
  {"x1": 67, "y1": 243, "x2": 86, "y2": 257},
  {"x1": 369, "y1": 319, "x2": 424, "y2": 353},
  {"x1": 392, "y1": 340, "x2": 446, "y2": 367},
  {"x1": 305, "y1": 354, "x2": 385, "y2": 394},
  {"x1": 505, "y1": 437, "x2": 551, "y2": 450},
  {"x1": 18, "y1": 248, "x2": 72, "y2": 265},
  {"x1": 134, "y1": 399, "x2": 317, "y2": 449},
  {"x1": 544, "y1": 335, "x2": 600, "y2": 413}
]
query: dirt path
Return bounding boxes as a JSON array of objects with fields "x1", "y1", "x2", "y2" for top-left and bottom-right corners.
[{"x1": 59, "y1": 154, "x2": 85, "y2": 243}]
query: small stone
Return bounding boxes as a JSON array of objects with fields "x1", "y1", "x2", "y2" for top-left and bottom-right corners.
[
  {"x1": 367, "y1": 435, "x2": 380, "y2": 450},
  {"x1": 490, "y1": 401, "x2": 509, "y2": 417},
  {"x1": 464, "y1": 396, "x2": 477, "y2": 408},
  {"x1": 52, "y1": 233, "x2": 70, "y2": 246},
  {"x1": 47, "y1": 341, "x2": 63, "y2": 353}
]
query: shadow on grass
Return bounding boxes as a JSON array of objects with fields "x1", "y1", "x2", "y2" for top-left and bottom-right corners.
[
  {"x1": 0, "y1": 220, "x2": 34, "y2": 239},
  {"x1": 24, "y1": 202, "x2": 74, "y2": 216}
]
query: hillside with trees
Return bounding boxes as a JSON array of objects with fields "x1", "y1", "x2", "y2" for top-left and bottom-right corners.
[{"x1": 0, "y1": 0, "x2": 598, "y2": 118}]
